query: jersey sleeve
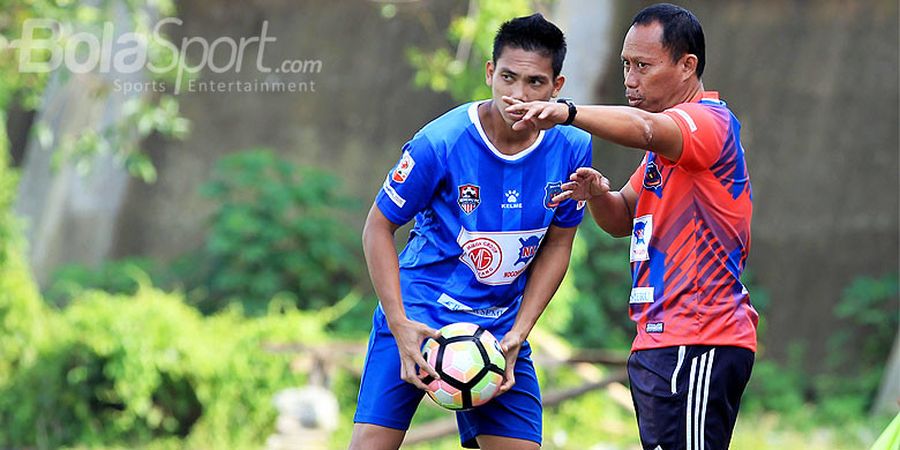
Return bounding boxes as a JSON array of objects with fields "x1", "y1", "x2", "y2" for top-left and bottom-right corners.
[
  {"x1": 374, "y1": 134, "x2": 444, "y2": 226},
  {"x1": 662, "y1": 103, "x2": 728, "y2": 172},
  {"x1": 552, "y1": 136, "x2": 593, "y2": 228},
  {"x1": 628, "y1": 153, "x2": 649, "y2": 192}
]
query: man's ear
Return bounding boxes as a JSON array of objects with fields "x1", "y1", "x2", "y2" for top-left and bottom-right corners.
[
  {"x1": 485, "y1": 60, "x2": 494, "y2": 87},
  {"x1": 681, "y1": 54, "x2": 698, "y2": 81},
  {"x1": 552, "y1": 74, "x2": 566, "y2": 98}
]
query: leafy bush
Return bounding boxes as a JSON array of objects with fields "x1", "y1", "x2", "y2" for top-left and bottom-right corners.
[
  {"x1": 543, "y1": 224, "x2": 636, "y2": 350},
  {"x1": 191, "y1": 150, "x2": 362, "y2": 314},
  {"x1": 0, "y1": 113, "x2": 54, "y2": 386},
  {"x1": 0, "y1": 285, "x2": 332, "y2": 449},
  {"x1": 43, "y1": 257, "x2": 164, "y2": 307},
  {"x1": 817, "y1": 273, "x2": 899, "y2": 422}
]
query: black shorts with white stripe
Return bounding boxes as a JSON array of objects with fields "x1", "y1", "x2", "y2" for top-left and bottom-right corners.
[{"x1": 627, "y1": 345, "x2": 754, "y2": 450}]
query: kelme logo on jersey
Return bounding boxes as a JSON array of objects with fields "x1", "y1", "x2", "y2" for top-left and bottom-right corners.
[
  {"x1": 515, "y1": 235, "x2": 542, "y2": 265},
  {"x1": 392, "y1": 150, "x2": 415, "y2": 183},
  {"x1": 544, "y1": 181, "x2": 563, "y2": 209},
  {"x1": 502, "y1": 190, "x2": 522, "y2": 209},
  {"x1": 457, "y1": 184, "x2": 481, "y2": 214},
  {"x1": 643, "y1": 160, "x2": 662, "y2": 190}
]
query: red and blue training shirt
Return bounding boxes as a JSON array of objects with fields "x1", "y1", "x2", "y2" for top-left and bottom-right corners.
[{"x1": 626, "y1": 91, "x2": 758, "y2": 352}]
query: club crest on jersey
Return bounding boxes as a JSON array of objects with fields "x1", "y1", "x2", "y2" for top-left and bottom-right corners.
[
  {"x1": 643, "y1": 161, "x2": 662, "y2": 190},
  {"x1": 392, "y1": 150, "x2": 415, "y2": 183},
  {"x1": 458, "y1": 184, "x2": 481, "y2": 214},
  {"x1": 544, "y1": 181, "x2": 563, "y2": 209},
  {"x1": 515, "y1": 235, "x2": 542, "y2": 265}
]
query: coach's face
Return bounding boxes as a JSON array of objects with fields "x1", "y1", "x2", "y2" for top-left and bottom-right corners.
[
  {"x1": 486, "y1": 46, "x2": 564, "y2": 126},
  {"x1": 621, "y1": 21, "x2": 696, "y2": 113}
]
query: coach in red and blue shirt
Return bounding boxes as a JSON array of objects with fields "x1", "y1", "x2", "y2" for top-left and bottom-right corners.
[{"x1": 506, "y1": 4, "x2": 757, "y2": 450}]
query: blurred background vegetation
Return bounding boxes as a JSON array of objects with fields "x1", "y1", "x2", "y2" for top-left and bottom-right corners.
[{"x1": 1, "y1": 0, "x2": 898, "y2": 449}]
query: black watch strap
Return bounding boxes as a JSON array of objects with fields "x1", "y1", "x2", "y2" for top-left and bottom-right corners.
[{"x1": 557, "y1": 98, "x2": 577, "y2": 126}]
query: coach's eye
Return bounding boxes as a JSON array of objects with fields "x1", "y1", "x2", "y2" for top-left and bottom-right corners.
[{"x1": 637, "y1": 62, "x2": 648, "y2": 69}]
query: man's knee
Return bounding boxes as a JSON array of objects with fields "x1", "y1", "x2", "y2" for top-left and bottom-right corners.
[
  {"x1": 348, "y1": 423, "x2": 406, "y2": 450},
  {"x1": 477, "y1": 434, "x2": 541, "y2": 450}
]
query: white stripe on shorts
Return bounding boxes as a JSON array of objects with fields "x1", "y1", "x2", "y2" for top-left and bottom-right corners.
[{"x1": 685, "y1": 349, "x2": 715, "y2": 450}]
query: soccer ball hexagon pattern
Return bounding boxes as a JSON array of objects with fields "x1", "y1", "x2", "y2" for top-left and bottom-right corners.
[{"x1": 420, "y1": 322, "x2": 507, "y2": 410}]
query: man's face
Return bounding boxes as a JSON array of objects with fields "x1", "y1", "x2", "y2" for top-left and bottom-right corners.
[
  {"x1": 486, "y1": 46, "x2": 564, "y2": 126},
  {"x1": 621, "y1": 21, "x2": 689, "y2": 113}
]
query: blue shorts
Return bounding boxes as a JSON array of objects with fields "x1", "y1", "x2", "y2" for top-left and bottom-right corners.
[
  {"x1": 353, "y1": 308, "x2": 542, "y2": 448},
  {"x1": 627, "y1": 345, "x2": 754, "y2": 450}
]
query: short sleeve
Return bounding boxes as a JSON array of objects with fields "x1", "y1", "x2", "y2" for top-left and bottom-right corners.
[
  {"x1": 374, "y1": 135, "x2": 444, "y2": 225},
  {"x1": 628, "y1": 153, "x2": 649, "y2": 192},
  {"x1": 663, "y1": 103, "x2": 728, "y2": 172},
  {"x1": 552, "y1": 137, "x2": 593, "y2": 228}
]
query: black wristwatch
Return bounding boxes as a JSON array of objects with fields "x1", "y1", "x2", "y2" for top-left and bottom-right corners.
[{"x1": 556, "y1": 98, "x2": 577, "y2": 126}]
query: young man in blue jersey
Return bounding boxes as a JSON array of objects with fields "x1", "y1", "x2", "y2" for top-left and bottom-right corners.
[{"x1": 349, "y1": 14, "x2": 592, "y2": 450}]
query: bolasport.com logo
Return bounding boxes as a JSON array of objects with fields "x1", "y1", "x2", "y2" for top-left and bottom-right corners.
[{"x1": 0, "y1": 18, "x2": 322, "y2": 95}]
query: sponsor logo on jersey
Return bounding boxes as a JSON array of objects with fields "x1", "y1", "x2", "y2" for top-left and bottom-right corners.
[
  {"x1": 629, "y1": 286, "x2": 655, "y2": 304},
  {"x1": 460, "y1": 237, "x2": 502, "y2": 279},
  {"x1": 630, "y1": 215, "x2": 652, "y2": 262},
  {"x1": 382, "y1": 175, "x2": 406, "y2": 208},
  {"x1": 457, "y1": 227, "x2": 547, "y2": 285},
  {"x1": 392, "y1": 150, "x2": 415, "y2": 183},
  {"x1": 645, "y1": 322, "x2": 664, "y2": 333},
  {"x1": 502, "y1": 189, "x2": 522, "y2": 209},
  {"x1": 437, "y1": 293, "x2": 509, "y2": 319},
  {"x1": 544, "y1": 181, "x2": 563, "y2": 209},
  {"x1": 515, "y1": 235, "x2": 542, "y2": 265},
  {"x1": 458, "y1": 184, "x2": 481, "y2": 214},
  {"x1": 643, "y1": 160, "x2": 662, "y2": 190}
]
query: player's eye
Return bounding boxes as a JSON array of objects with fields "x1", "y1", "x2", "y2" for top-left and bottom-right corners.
[
  {"x1": 501, "y1": 73, "x2": 513, "y2": 82},
  {"x1": 637, "y1": 62, "x2": 649, "y2": 69}
]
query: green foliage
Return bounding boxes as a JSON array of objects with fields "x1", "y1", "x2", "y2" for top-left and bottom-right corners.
[
  {"x1": 0, "y1": 136, "x2": 53, "y2": 389},
  {"x1": 2, "y1": 0, "x2": 189, "y2": 183},
  {"x1": 544, "y1": 224, "x2": 634, "y2": 350},
  {"x1": 818, "y1": 273, "x2": 899, "y2": 422},
  {"x1": 195, "y1": 150, "x2": 362, "y2": 314},
  {"x1": 405, "y1": 0, "x2": 547, "y2": 102},
  {"x1": 0, "y1": 285, "x2": 330, "y2": 449},
  {"x1": 44, "y1": 257, "x2": 162, "y2": 307},
  {"x1": 745, "y1": 273, "x2": 899, "y2": 425}
]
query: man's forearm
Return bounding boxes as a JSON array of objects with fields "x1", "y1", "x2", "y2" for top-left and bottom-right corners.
[
  {"x1": 572, "y1": 105, "x2": 654, "y2": 149},
  {"x1": 508, "y1": 227, "x2": 576, "y2": 340},
  {"x1": 588, "y1": 191, "x2": 633, "y2": 238},
  {"x1": 362, "y1": 214, "x2": 407, "y2": 329}
]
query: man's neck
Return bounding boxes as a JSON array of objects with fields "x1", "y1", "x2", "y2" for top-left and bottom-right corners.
[
  {"x1": 478, "y1": 100, "x2": 541, "y2": 156},
  {"x1": 678, "y1": 80, "x2": 705, "y2": 105}
]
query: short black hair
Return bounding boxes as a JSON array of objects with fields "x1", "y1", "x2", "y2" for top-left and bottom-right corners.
[
  {"x1": 632, "y1": 3, "x2": 705, "y2": 78},
  {"x1": 492, "y1": 13, "x2": 567, "y2": 78}
]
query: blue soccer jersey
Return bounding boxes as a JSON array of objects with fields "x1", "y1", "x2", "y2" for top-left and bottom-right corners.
[{"x1": 375, "y1": 101, "x2": 592, "y2": 330}]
